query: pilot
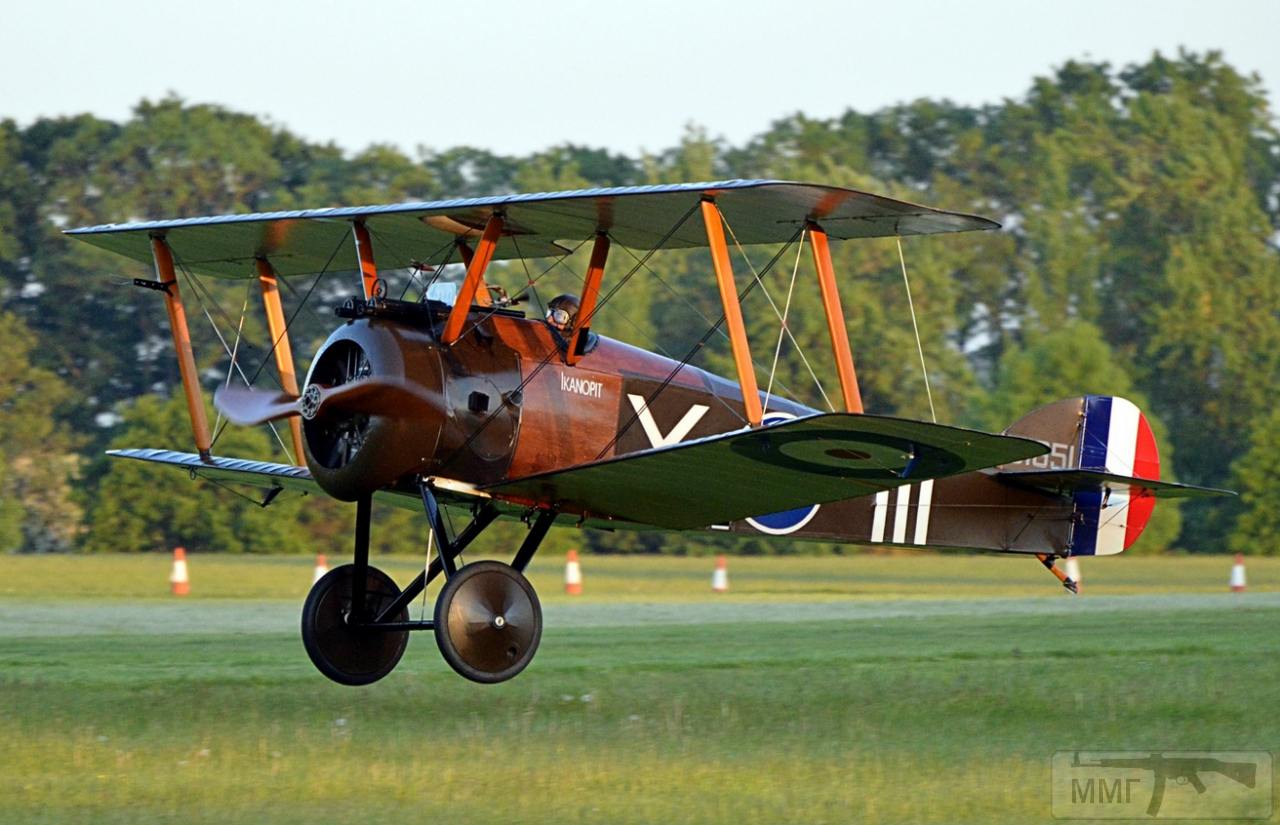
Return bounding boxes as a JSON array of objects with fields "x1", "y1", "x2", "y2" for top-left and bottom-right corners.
[
  {"x1": 545, "y1": 293, "x2": 579, "y2": 333},
  {"x1": 545, "y1": 293, "x2": 598, "y2": 355}
]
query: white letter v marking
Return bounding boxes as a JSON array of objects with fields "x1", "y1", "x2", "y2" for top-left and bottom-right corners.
[{"x1": 627, "y1": 394, "x2": 709, "y2": 447}]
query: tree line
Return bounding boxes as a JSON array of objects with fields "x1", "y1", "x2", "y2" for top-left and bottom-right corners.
[{"x1": 1, "y1": 49, "x2": 1277, "y2": 555}]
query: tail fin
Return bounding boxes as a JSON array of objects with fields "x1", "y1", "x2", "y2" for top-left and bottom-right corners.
[{"x1": 999, "y1": 396, "x2": 1192, "y2": 556}]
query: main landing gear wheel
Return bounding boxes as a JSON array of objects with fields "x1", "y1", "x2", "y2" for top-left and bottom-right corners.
[
  {"x1": 302, "y1": 564, "x2": 409, "y2": 686},
  {"x1": 434, "y1": 561, "x2": 542, "y2": 684}
]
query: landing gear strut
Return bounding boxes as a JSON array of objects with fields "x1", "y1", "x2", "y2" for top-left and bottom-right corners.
[{"x1": 298, "y1": 485, "x2": 557, "y2": 686}]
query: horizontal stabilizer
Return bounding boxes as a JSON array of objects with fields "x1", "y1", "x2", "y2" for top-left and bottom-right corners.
[
  {"x1": 999, "y1": 469, "x2": 1234, "y2": 499},
  {"x1": 485, "y1": 413, "x2": 1048, "y2": 530}
]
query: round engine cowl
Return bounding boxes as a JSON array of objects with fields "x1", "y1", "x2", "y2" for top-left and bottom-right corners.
[{"x1": 301, "y1": 320, "x2": 446, "y2": 500}]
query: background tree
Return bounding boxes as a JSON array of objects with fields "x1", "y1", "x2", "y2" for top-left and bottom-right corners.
[
  {"x1": 0, "y1": 313, "x2": 81, "y2": 552},
  {"x1": 1228, "y1": 409, "x2": 1280, "y2": 557}
]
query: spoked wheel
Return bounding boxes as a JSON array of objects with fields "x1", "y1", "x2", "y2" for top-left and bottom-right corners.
[
  {"x1": 434, "y1": 561, "x2": 542, "y2": 684},
  {"x1": 302, "y1": 564, "x2": 409, "y2": 686}
]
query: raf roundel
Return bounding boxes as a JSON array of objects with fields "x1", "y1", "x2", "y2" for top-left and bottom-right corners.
[{"x1": 745, "y1": 413, "x2": 822, "y2": 535}]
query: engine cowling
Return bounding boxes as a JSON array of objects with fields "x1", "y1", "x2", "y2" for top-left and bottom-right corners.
[
  {"x1": 300, "y1": 317, "x2": 524, "y2": 500},
  {"x1": 302, "y1": 320, "x2": 447, "y2": 500}
]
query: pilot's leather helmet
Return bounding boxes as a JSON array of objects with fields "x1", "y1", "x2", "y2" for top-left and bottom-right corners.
[{"x1": 546, "y1": 294, "x2": 580, "y2": 331}]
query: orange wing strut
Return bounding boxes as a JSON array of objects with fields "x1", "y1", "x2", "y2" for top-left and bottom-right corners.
[
  {"x1": 255, "y1": 258, "x2": 307, "y2": 466},
  {"x1": 454, "y1": 239, "x2": 492, "y2": 307},
  {"x1": 150, "y1": 236, "x2": 212, "y2": 461},
  {"x1": 700, "y1": 199, "x2": 762, "y2": 427},
  {"x1": 352, "y1": 221, "x2": 379, "y2": 299},
  {"x1": 441, "y1": 214, "x2": 504, "y2": 345},
  {"x1": 566, "y1": 231, "x2": 610, "y2": 366},
  {"x1": 807, "y1": 221, "x2": 864, "y2": 413}
]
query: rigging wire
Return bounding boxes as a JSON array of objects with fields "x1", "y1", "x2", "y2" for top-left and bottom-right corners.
[
  {"x1": 896, "y1": 236, "x2": 937, "y2": 424},
  {"x1": 274, "y1": 271, "x2": 332, "y2": 327},
  {"x1": 171, "y1": 256, "x2": 280, "y2": 390},
  {"x1": 720, "y1": 212, "x2": 834, "y2": 413},
  {"x1": 199, "y1": 474, "x2": 284, "y2": 508},
  {"x1": 171, "y1": 258, "x2": 291, "y2": 458},
  {"x1": 508, "y1": 234, "x2": 547, "y2": 320},
  {"x1": 763, "y1": 229, "x2": 810, "y2": 414},
  {"x1": 596, "y1": 224, "x2": 805, "y2": 460},
  {"x1": 608, "y1": 239, "x2": 806, "y2": 421},
  {"x1": 245, "y1": 233, "x2": 349, "y2": 387},
  {"x1": 212, "y1": 282, "x2": 253, "y2": 444}
]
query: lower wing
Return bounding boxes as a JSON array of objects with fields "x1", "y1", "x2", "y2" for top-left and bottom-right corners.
[{"x1": 484, "y1": 413, "x2": 1049, "y2": 529}]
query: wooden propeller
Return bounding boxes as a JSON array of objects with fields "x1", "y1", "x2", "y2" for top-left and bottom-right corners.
[{"x1": 215, "y1": 379, "x2": 433, "y2": 426}]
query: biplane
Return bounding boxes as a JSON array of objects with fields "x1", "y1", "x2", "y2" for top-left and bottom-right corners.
[{"x1": 67, "y1": 180, "x2": 1228, "y2": 686}]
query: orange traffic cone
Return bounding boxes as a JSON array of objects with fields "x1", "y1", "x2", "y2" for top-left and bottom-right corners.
[
  {"x1": 1230, "y1": 553, "x2": 1247, "y2": 592},
  {"x1": 565, "y1": 549, "x2": 582, "y2": 595},
  {"x1": 170, "y1": 547, "x2": 190, "y2": 596},
  {"x1": 712, "y1": 554, "x2": 729, "y2": 593},
  {"x1": 1064, "y1": 557, "x2": 1082, "y2": 593},
  {"x1": 313, "y1": 554, "x2": 328, "y2": 584}
]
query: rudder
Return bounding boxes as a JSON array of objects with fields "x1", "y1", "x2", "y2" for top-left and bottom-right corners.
[{"x1": 1002, "y1": 395, "x2": 1161, "y2": 556}]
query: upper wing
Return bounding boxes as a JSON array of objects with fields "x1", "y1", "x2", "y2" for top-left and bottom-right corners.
[
  {"x1": 65, "y1": 180, "x2": 998, "y2": 279},
  {"x1": 483, "y1": 413, "x2": 1047, "y2": 530}
]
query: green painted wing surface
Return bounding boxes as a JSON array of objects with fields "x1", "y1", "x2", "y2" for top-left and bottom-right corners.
[
  {"x1": 65, "y1": 180, "x2": 997, "y2": 279},
  {"x1": 485, "y1": 413, "x2": 1048, "y2": 530}
]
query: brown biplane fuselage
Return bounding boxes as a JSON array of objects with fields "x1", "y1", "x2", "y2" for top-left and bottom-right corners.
[{"x1": 305, "y1": 297, "x2": 1075, "y2": 558}]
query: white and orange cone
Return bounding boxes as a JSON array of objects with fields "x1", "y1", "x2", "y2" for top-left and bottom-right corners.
[
  {"x1": 313, "y1": 554, "x2": 329, "y2": 584},
  {"x1": 1064, "y1": 557, "x2": 1082, "y2": 593},
  {"x1": 565, "y1": 549, "x2": 583, "y2": 595},
  {"x1": 712, "y1": 554, "x2": 729, "y2": 593},
  {"x1": 1230, "y1": 553, "x2": 1247, "y2": 593},
  {"x1": 170, "y1": 547, "x2": 190, "y2": 596}
]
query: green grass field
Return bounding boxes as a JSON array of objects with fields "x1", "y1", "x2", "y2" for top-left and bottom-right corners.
[{"x1": 1, "y1": 553, "x2": 1276, "y2": 824}]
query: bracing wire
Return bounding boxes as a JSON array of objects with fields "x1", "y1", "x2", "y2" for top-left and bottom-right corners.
[
  {"x1": 720, "y1": 211, "x2": 835, "y2": 412},
  {"x1": 763, "y1": 229, "x2": 810, "y2": 414},
  {"x1": 246, "y1": 233, "x2": 349, "y2": 387},
  {"x1": 211, "y1": 283, "x2": 253, "y2": 445},
  {"x1": 896, "y1": 236, "x2": 937, "y2": 424},
  {"x1": 596, "y1": 223, "x2": 805, "y2": 460},
  {"x1": 608, "y1": 238, "x2": 771, "y2": 426},
  {"x1": 174, "y1": 261, "x2": 291, "y2": 458}
]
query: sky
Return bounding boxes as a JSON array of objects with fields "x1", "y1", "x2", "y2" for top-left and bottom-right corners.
[{"x1": 4, "y1": 0, "x2": 1278, "y2": 158}]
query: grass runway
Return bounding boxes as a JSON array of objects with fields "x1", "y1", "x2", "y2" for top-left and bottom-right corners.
[{"x1": 1, "y1": 553, "x2": 1276, "y2": 824}]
